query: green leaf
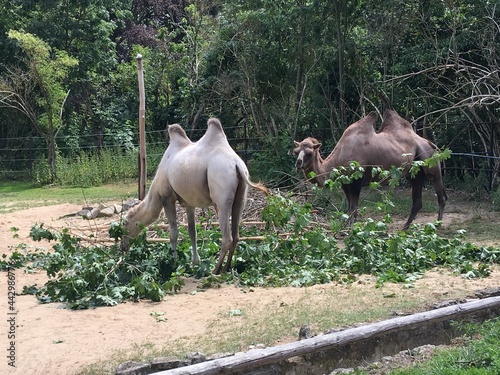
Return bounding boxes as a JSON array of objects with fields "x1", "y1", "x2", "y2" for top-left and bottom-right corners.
[{"x1": 228, "y1": 309, "x2": 243, "y2": 317}]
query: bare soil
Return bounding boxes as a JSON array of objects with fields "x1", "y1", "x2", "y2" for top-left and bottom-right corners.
[{"x1": 1, "y1": 200, "x2": 499, "y2": 375}]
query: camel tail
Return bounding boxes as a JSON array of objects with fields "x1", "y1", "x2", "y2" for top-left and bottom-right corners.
[
  {"x1": 235, "y1": 164, "x2": 270, "y2": 196},
  {"x1": 250, "y1": 181, "x2": 270, "y2": 196}
]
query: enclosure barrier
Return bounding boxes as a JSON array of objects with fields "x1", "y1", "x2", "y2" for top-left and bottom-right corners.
[{"x1": 115, "y1": 294, "x2": 500, "y2": 375}]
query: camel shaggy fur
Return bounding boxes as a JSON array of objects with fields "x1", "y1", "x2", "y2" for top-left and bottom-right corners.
[
  {"x1": 294, "y1": 109, "x2": 447, "y2": 228},
  {"x1": 122, "y1": 118, "x2": 269, "y2": 274}
]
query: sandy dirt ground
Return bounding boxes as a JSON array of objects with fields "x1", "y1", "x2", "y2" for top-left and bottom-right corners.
[{"x1": 1, "y1": 202, "x2": 499, "y2": 375}]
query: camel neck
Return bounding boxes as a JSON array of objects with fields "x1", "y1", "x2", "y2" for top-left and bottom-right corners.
[{"x1": 305, "y1": 151, "x2": 329, "y2": 186}]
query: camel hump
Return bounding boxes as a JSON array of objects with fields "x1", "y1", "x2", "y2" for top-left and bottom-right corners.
[
  {"x1": 201, "y1": 117, "x2": 230, "y2": 146},
  {"x1": 207, "y1": 118, "x2": 226, "y2": 137},
  {"x1": 344, "y1": 112, "x2": 377, "y2": 136},
  {"x1": 168, "y1": 124, "x2": 192, "y2": 147},
  {"x1": 355, "y1": 112, "x2": 377, "y2": 129},
  {"x1": 380, "y1": 109, "x2": 413, "y2": 131},
  {"x1": 364, "y1": 111, "x2": 377, "y2": 127},
  {"x1": 208, "y1": 117, "x2": 223, "y2": 131}
]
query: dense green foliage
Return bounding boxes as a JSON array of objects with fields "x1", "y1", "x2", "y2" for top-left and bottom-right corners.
[
  {"x1": 0, "y1": 0, "x2": 498, "y2": 191},
  {"x1": 2, "y1": 191, "x2": 498, "y2": 309}
]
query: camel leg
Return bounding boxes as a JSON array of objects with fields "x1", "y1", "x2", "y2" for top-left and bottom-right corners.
[
  {"x1": 341, "y1": 185, "x2": 353, "y2": 225},
  {"x1": 427, "y1": 171, "x2": 448, "y2": 221},
  {"x1": 222, "y1": 217, "x2": 239, "y2": 274},
  {"x1": 222, "y1": 184, "x2": 247, "y2": 273},
  {"x1": 342, "y1": 180, "x2": 362, "y2": 226},
  {"x1": 433, "y1": 182, "x2": 447, "y2": 221},
  {"x1": 405, "y1": 172, "x2": 425, "y2": 229},
  {"x1": 213, "y1": 205, "x2": 233, "y2": 275},
  {"x1": 185, "y1": 206, "x2": 200, "y2": 265},
  {"x1": 163, "y1": 198, "x2": 179, "y2": 260}
]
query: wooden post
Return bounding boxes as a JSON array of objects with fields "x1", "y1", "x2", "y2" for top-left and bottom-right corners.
[
  {"x1": 243, "y1": 119, "x2": 248, "y2": 164},
  {"x1": 136, "y1": 54, "x2": 147, "y2": 200}
]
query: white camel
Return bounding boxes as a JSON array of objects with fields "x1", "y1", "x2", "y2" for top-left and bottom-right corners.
[{"x1": 121, "y1": 118, "x2": 269, "y2": 274}]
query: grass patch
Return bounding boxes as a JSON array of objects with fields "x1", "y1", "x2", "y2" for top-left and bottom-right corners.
[
  {"x1": 0, "y1": 181, "x2": 138, "y2": 213},
  {"x1": 77, "y1": 278, "x2": 499, "y2": 375},
  {"x1": 443, "y1": 216, "x2": 500, "y2": 247},
  {"x1": 381, "y1": 318, "x2": 500, "y2": 375},
  {"x1": 200, "y1": 284, "x2": 431, "y2": 350},
  {"x1": 79, "y1": 278, "x2": 476, "y2": 375},
  {"x1": 309, "y1": 185, "x2": 446, "y2": 224}
]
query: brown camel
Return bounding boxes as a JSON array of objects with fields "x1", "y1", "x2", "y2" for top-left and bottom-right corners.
[
  {"x1": 294, "y1": 109, "x2": 447, "y2": 228},
  {"x1": 122, "y1": 118, "x2": 269, "y2": 274}
]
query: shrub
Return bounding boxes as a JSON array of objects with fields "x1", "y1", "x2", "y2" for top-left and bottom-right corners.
[
  {"x1": 32, "y1": 157, "x2": 52, "y2": 186},
  {"x1": 492, "y1": 187, "x2": 500, "y2": 211}
]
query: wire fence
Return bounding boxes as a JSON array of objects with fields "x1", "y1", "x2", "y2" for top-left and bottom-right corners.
[
  {"x1": 1, "y1": 128, "x2": 499, "y2": 189},
  {"x1": 0, "y1": 126, "x2": 267, "y2": 178}
]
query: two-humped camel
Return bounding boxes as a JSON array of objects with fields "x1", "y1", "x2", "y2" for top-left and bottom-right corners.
[
  {"x1": 294, "y1": 109, "x2": 447, "y2": 228},
  {"x1": 122, "y1": 118, "x2": 269, "y2": 274}
]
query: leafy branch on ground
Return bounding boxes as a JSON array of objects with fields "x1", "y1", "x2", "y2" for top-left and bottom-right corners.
[
  {"x1": 1, "y1": 159, "x2": 498, "y2": 309},
  {"x1": 2, "y1": 195, "x2": 498, "y2": 309}
]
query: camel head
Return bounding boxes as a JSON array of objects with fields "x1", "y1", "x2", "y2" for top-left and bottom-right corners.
[
  {"x1": 293, "y1": 137, "x2": 322, "y2": 171},
  {"x1": 119, "y1": 206, "x2": 143, "y2": 252}
]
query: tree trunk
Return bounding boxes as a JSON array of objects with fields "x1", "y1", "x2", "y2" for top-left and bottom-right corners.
[
  {"x1": 47, "y1": 119, "x2": 57, "y2": 183},
  {"x1": 292, "y1": 0, "x2": 306, "y2": 142},
  {"x1": 334, "y1": 0, "x2": 346, "y2": 127}
]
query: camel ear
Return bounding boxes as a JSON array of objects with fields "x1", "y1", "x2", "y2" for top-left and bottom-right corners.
[
  {"x1": 313, "y1": 143, "x2": 322, "y2": 150},
  {"x1": 294, "y1": 141, "x2": 300, "y2": 147}
]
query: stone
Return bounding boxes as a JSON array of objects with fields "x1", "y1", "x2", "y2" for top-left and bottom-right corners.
[
  {"x1": 123, "y1": 198, "x2": 140, "y2": 211},
  {"x1": 77, "y1": 209, "x2": 91, "y2": 217},
  {"x1": 187, "y1": 351, "x2": 206, "y2": 364},
  {"x1": 87, "y1": 207, "x2": 101, "y2": 219},
  {"x1": 207, "y1": 352, "x2": 234, "y2": 360},
  {"x1": 149, "y1": 356, "x2": 189, "y2": 371},
  {"x1": 99, "y1": 207, "x2": 115, "y2": 217},
  {"x1": 115, "y1": 361, "x2": 151, "y2": 375},
  {"x1": 330, "y1": 368, "x2": 355, "y2": 374},
  {"x1": 299, "y1": 324, "x2": 312, "y2": 340},
  {"x1": 475, "y1": 287, "x2": 500, "y2": 299},
  {"x1": 432, "y1": 299, "x2": 467, "y2": 309}
]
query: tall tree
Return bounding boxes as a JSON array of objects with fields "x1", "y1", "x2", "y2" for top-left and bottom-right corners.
[{"x1": 0, "y1": 30, "x2": 78, "y2": 182}]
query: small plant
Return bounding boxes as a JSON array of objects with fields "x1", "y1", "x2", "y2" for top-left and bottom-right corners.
[
  {"x1": 492, "y1": 187, "x2": 500, "y2": 211},
  {"x1": 31, "y1": 156, "x2": 52, "y2": 186}
]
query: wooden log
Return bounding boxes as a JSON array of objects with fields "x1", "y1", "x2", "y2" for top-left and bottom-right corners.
[
  {"x1": 145, "y1": 233, "x2": 295, "y2": 243},
  {"x1": 146, "y1": 238, "x2": 171, "y2": 243},
  {"x1": 153, "y1": 221, "x2": 269, "y2": 230},
  {"x1": 71, "y1": 220, "x2": 330, "y2": 234},
  {"x1": 153, "y1": 296, "x2": 500, "y2": 375}
]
